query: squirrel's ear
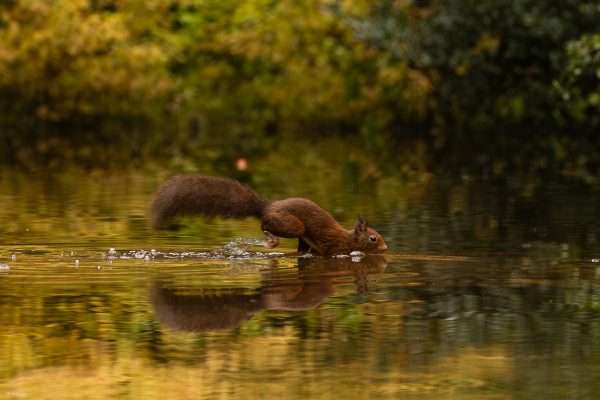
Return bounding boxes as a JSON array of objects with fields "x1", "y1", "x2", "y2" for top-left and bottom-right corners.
[{"x1": 354, "y1": 216, "x2": 368, "y2": 233}]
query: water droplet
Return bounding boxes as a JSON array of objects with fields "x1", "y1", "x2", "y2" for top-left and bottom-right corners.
[{"x1": 134, "y1": 251, "x2": 146, "y2": 259}]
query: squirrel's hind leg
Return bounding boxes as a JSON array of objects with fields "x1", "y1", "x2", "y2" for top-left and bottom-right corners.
[
  {"x1": 263, "y1": 231, "x2": 280, "y2": 249},
  {"x1": 261, "y1": 211, "x2": 306, "y2": 251},
  {"x1": 261, "y1": 212, "x2": 305, "y2": 237}
]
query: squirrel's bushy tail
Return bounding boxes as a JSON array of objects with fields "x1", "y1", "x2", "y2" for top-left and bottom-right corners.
[{"x1": 151, "y1": 175, "x2": 267, "y2": 229}]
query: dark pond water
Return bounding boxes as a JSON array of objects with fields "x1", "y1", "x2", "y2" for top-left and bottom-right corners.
[{"x1": 2, "y1": 166, "x2": 600, "y2": 399}]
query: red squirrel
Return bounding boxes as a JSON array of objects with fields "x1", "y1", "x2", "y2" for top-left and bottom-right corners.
[{"x1": 150, "y1": 175, "x2": 388, "y2": 256}]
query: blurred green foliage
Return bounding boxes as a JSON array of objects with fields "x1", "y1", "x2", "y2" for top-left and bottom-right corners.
[
  {"x1": 561, "y1": 33, "x2": 600, "y2": 122},
  {"x1": 0, "y1": 0, "x2": 599, "y2": 175},
  {"x1": 403, "y1": 0, "x2": 599, "y2": 130}
]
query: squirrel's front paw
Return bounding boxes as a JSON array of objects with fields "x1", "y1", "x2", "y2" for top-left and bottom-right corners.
[{"x1": 263, "y1": 231, "x2": 280, "y2": 249}]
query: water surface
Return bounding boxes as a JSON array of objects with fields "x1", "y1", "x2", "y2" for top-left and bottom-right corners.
[{"x1": 1, "y1": 168, "x2": 600, "y2": 399}]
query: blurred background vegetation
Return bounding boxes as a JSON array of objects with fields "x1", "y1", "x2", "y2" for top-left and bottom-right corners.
[{"x1": 0, "y1": 0, "x2": 599, "y2": 178}]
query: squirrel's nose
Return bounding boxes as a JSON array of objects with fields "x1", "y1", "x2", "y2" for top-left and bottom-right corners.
[{"x1": 378, "y1": 243, "x2": 388, "y2": 251}]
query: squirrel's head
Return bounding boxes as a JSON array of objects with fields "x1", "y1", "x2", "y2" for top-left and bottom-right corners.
[{"x1": 351, "y1": 216, "x2": 388, "y2": 253}]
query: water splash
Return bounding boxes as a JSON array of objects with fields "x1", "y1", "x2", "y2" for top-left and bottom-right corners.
[{"x1": 110, "y1": 238, "x2": 286, "y2": 261}]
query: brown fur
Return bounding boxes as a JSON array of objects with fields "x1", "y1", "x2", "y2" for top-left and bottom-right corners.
[
  {"x1": 151, "y1": 175, "x2": 265, "y2": 228},
  {"x1": 150, "y1": 175, "x2": 388, "y2": 256}
]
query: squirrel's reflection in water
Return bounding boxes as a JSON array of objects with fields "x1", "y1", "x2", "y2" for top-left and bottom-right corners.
[{"x1": 151, "y1": 255, "x2": 387, "y2": 332}]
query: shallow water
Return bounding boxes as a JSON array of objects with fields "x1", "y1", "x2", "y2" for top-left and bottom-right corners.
[{"x1": 2, "y1": 168, "x2": 600, "y2": 399}]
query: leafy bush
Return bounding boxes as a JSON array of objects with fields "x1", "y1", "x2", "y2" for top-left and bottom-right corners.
[{"x1": 0, "y1": 0, "x2": 599, "y2": 175}]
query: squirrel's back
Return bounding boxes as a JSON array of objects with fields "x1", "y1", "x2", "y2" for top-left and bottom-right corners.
[{"x1": 151, "y1": 175, "x2": 266, "y2": 228}]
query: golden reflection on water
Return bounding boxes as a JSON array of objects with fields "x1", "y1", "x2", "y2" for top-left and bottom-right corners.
[
  {"x1": 0, "y1": 252, "x2": 514, "y2": 400},
  {"x1": 3, "y1": 247, "x2": 600, "y2": 400},
  {"x1": 3, "y1": 168, "x2": 600, "y2": 399},
  {"x1": 1, "y1": 349, "x2": 512, "y2": 400}
]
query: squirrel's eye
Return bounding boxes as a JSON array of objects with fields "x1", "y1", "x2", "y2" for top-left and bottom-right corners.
[{"x1": 369, "y1": 235, "x2": 377, "y2": 242}]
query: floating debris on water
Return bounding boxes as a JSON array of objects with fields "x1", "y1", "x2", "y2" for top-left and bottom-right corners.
[
  {"x1": 334, "y1": 254, "x2": 349, "y2": 258},
  {"x1": 350, "y1": 251, "x2": 366, "y2": 263},
  {"x1": 349, "y1": 251, "x2": 365, "y2": 257},
  {"x1": 333, "y1": 251, "x2": 367, "y2": 262},
  {"x1": 74, "y1": 259, "x2": 80, "y2": 267}
]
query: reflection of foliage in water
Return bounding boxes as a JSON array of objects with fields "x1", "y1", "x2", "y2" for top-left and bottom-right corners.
[
  {"x1": 1, "y1": 256, "x2": 600, "y2": 399},
  {"x1": 1, "y1": 163, "x2": 600, "y2": 398}
]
